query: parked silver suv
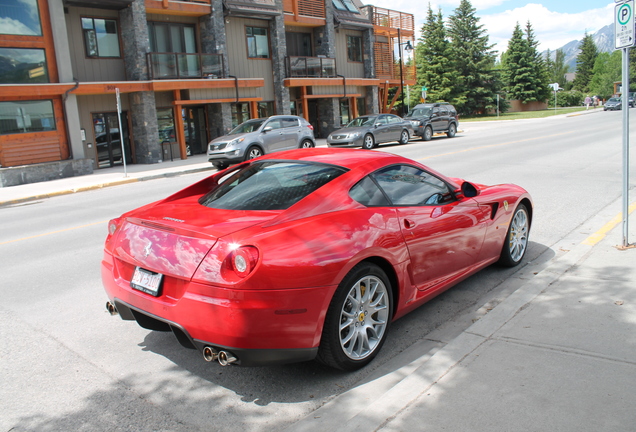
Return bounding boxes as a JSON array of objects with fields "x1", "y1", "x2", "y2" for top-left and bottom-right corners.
[{"x1": 207, "y1": 115, "x2": 315, "y2": 169}]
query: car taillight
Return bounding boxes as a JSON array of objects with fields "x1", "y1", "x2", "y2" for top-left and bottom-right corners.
[
  {"x1": 228, "y1": 246, "x2": 259, "y2": 278},
  {"x1": 307, "y1": 124, "x2": 314, "y2": 131}
]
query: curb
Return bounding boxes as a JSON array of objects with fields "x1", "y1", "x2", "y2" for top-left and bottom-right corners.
[{"x1": 0, "y1": 165, "x2": 215, "y2": 207}]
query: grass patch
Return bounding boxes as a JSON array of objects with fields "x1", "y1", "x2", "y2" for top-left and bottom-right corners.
[{"x1": 460, "y1": 106, "x2": 599, "y2": 122}]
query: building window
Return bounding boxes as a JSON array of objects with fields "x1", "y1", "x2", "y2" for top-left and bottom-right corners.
[
  {"x1": 0, "y1": 0, "x2": 42, "y2": 36},
  {"x1": 258, "y1": 101, "x2": 274, "y2": 118},
  {"x1": 333, "y1": 0, "x2": 358, "y2": 13},
  {"x1": 81, "y1": 18, "x2": 121, "y2": 58},
  {"x1": 347, "y1": 35, "x2": 362, "y2": 62},
  {"x1": 339, "y1": 99, "x2": 350, "y2": 125},
  {"x1": 157, "y1": 108, "x2": 175, "y2": 143},
  {"x1": 357, "y1": 97, "x2": 366, "y2": 116},
  {"x1": 0, "y1": 48, "x2": 48, "y2": 83},
  {"x1": 232, "y1": 103, "x2": 251, "y2": 127},
  {"x1": 0, "y1": 100, "x2": 55, "y2": 135},
  {"x1": 148, "y1": 22, "x2": 197, "y2": 53},
  {"x1": 246, "y1": 26, "x2": 269, "y2": 59}
]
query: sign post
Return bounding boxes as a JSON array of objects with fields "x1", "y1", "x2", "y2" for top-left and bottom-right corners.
[
  {"x1": 115, "y1": 88, "x2": 128, "y2": 178},
  {"x1": 615, "y1": 0, "x2": 634, "y2": 247}
]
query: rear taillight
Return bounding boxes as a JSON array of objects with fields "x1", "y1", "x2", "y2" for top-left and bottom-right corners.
[
  {"x1": 307, "y1": 124, "x2": 314, "y2": 131},
  {"x1": 228, "y1": 246, "x2": 259, "y2": 278}
]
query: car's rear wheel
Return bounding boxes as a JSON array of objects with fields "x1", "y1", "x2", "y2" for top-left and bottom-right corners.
[
  {"x1": 498, "y1": 203, "x2": 530, "y2": 267},
  {"x1": 316, "y1": 263, "x2": 393, "y2": 371},
  {"x1": 447, "y1": 123, "x2": 457, "y2": 138},
  {"x1": 399, "y1": 129, "x2": 410, "y2": 144},
  {"x1": 362, "y1": 134, "x2": 375, "y2": 149},
  {"x1": 422, "y1": 126, "x2": 433, "y2": 141},
  {"x1": 244, "y1": 146, "x2": 263, "y2": 160},
  {"x1": 300, "y1": 139, "x2": 314, "y2": 148}
]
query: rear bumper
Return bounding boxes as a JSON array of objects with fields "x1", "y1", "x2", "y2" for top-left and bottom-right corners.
[{"x1": 102, "y1": 255, "x2": 334, "y2": 366}]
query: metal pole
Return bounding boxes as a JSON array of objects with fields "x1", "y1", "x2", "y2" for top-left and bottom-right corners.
[
  {"x1": 398, "y1": 28, "x2": 405, "y2": 117},
  {"x1": 554, "y1": 89, "x2": 557, "y2": 113},
  {"x1": 116, "y1": 88, "x2": 128, "y2": 178},
  {"x1": 621, "y1": 48, "x2": 630, "y2": 246}
]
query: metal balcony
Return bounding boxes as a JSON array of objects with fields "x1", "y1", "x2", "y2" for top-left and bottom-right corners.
[
  {"x1": 286, "y1": 56, "x2": 336, "y2": 78},
  {"x1": 147, "y1": 53, "x2": 225, "y2": 80}
]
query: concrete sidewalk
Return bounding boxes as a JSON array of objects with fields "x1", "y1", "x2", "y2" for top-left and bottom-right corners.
[{"x1": 288, "y1": 201, "x2": 636, "y2": 432}]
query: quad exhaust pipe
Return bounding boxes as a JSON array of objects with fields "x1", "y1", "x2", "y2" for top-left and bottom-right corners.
[
  {"x1": 106, "y1": 301, "x2": 118, "y2": 316},
  {"x1": 202, "y1": 346, "x2": 238, "y2": 366}
]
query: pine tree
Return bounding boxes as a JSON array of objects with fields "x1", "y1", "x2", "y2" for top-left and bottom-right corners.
[
  {"x1": 525, "y1": 21, "x2": 550, "y2": 102},
  {"x1": 415, "y1": 5, "x2": 454, "y2": 105},
  {"x1": 549, "y1": 49, "x2": 569, "y2": 88},
  {"x1": 447, "y1": 0, "x2": 499, "y2": 115},
  {"x1": 503, "y1": 23, "x2": 531, "y2": 101},
  {"x1": 573, "y1": 33, "x2": 598, "y2": 92}
]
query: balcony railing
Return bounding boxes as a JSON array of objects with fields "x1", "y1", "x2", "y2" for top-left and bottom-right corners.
[
  {"x1": 147, "y1": 52, "x2": 225, "y2": 80},
  {"x1": 361, "y1": 5, "x2": 414, "y2": 32},
  {"x1": 286, "y1": 56, "x2": 336, "y2": 78}
]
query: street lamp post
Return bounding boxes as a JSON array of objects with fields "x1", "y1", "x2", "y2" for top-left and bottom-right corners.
[{"x1": 397, "y1": 28, "x2": 413, "y2": 117}]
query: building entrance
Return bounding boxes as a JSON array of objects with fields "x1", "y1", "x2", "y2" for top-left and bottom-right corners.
[{"x1": 93, "y1": 112, "x2": 131, "y2": 168}]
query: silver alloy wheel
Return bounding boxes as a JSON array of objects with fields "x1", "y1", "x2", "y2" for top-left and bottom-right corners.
[
  {"x1": 363, "y1": 134, "x2": 374, "y2": 149},
  {"x1": 247, "y1": 147, "x2": 262, "y2": 159},
  {"x1": 508, "y1": 207, "x2": 529, "y2": 262},
  {"x1": 338, "y1": 275, "x2": 390, "y2": 360},
  {"x1": 301, "y1": 140, "x2": 313, "y2": 148},
  {"x1": 400, "y1": 130, "x2": 409, "y2": 144}
]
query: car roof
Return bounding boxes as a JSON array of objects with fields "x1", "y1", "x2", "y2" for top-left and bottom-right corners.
[{"x1": 257, "y1": 147, "x2": 407, "y2": 170}]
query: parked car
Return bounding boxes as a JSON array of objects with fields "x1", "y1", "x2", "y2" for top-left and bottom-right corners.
[
  {"x1": 327, "y1": 114, "x2": 413, "y2": 149},
  {"x1": 207, "y1": 115, "x2": 315, "y2": 170},
  {"x1": 102, "y1": 148, "x2": 533, "y2": 371},
  {"x1": 604, "y1": 97, "x2": 622, "y2": 111},
  {"x1": 404, "y1": 103, "x2": 459, "y2": 141}
]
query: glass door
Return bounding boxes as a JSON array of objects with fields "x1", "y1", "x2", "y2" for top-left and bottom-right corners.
[{"x1": 93, "y1": 112, "x2": 131, "y2": 168}]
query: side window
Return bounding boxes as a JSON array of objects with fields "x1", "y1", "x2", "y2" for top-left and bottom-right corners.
[
  {"x1": 388, "y1": 115, "x2": 401, "y2": 124},
  {"x1": 281, "y1": 118, "x2": 299, "y2": 128},
  {"x1": 376, "y1": 116, "x2": 388, "y2": 125},
  {"x1": 266, "y1": 119, "x2": 282, "y2": 130},
  {"x1": 432, "y1": 107, "x2": 440, "y2": 116},
  {"x1": 439, "y1": 107, "x2": 448, "y2": 116},
  {"x1": 350, "y1": 176, "x2": 390, "y2": 206},
  {"x1": 372, "y1": 165, "x2": 454, "y2": 206}
]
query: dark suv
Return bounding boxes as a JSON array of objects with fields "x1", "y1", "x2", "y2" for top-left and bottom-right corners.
[{"x1": 404, "y1": 103, "x2": 458, "y2": 141}]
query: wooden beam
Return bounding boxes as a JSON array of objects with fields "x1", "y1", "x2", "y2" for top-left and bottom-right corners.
[
  {"x1": 303, "y1": 93, "x2": 362, "y2": 99},
  {"x1": 172, "y1": 90, "x2": 188, "y2": 160},
  {"x1": 250, "y1": 101, "x2": 258, "y2": 118},
  {"x1": 300, "y1": 86, "x2": 309, "y2": 122},
  {"x1": 173, "y1": 97, "x2": 262, "y2": 105},
  {"x1": 284, "y1": 78, "x2": 379, "y2": 87}
]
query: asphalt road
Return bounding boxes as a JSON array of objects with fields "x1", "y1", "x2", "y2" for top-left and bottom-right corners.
[{"x1": 1, "y1": 109, "x2": 633, "y2": 431}]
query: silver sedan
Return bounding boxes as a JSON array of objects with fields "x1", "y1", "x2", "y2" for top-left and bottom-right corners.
[{"x1": 327, "y1": 114, "x2": 413, "y2": 149}]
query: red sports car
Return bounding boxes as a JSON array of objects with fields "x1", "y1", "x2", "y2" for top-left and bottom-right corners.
[{"x1": 102, "y1": 148, "x2": 532, "y2": 370}]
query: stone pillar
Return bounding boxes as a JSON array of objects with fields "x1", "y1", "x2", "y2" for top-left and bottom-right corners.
[
  {"x1": 207, "y1": 104, "x2": 233, "y2": 140},
  {"x1": 48, "y1": 0, "x2": 84, "y2": 161},
  {"x1": 200, "y1": 0, "x2": 233, "y2": 137},
  {"x1": 313, "y1": 0, "x2": 336, "y2": 58},
  {"x1": 270, "y1": 0, "x2": 290, "y2": 115},
  {"x1": 318, "y1": 98, "x2": 340, "y2": 137},
  {"x1": 120, "y1": 0, "x2": 161, "y2": 164}
]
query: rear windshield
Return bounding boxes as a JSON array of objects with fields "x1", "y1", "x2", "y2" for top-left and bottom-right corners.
[{"x1": 199, "y1": 161, "x2": 347, "y2": 210}]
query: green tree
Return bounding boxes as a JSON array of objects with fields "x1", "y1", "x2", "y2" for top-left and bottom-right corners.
[
  {"x1": 414, "y1": 5, "x2": 455, "y2": 106},
  {"x1": 588, "y1": 51, "x2": 621, "y2": 99},
  {"x1": 573, "y1": 33, "x2": 598, "y2": 92},
  {"x1": 503, "y1": 22, "x2": 549, "y2": 103},
  {"x1": 447, "y1": 0, "x2": 499, "y2": 114}
]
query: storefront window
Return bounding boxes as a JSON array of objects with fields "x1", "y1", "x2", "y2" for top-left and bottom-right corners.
[
  {"x1": 339, "y1": 99, "x2": 350, "y2": 125},
  {"x1": 0, "y1": 48, "x2": 48, "y2": 83},
  {"x1": 0, "y1": 0, "x2": 42, "y2": 36},
  {"x1": 257, "y1": 101, "x2": 274, "y2": 118},
  {"x1": 0, "y1": 100, "x2": 55, "y2": 134},
  {"x1": 157, "y1": 108, "x2": 175, "y2": 143},
  {"x1": 231, "y1": 103, "x2": 251, "y2": 127},
  {"x1": 357, "y1": 97, "x2": 366, "y2": 116}
]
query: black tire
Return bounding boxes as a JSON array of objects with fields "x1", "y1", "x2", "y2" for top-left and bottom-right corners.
[
  {"x1": 422, "y1": 126, "x2": 433, "y2": 141},
  {"x1": 362, "y1": 134, "x2": 375, "y2": 149},
  {"x1": 399, "y1": 129, "x2": 410, "y2": 144},
  {"x1": 446, "y1": 123, "x2": 457, "y2": 138},
  {"x1": 244, "y1": 146, "x2": 263, "y2": 161},
  {"x1": 316, "y1": 263, "x2": 393, "y2": 371},
  {"x1": 498, "y1": 203, "x2": 530, "y2": 267},
  {"x1": 212, "y1": 162, "x2": 229, "y2": 170},
  {"x1": 300, "y1": 139, "x2": 314, "y2": 148}
]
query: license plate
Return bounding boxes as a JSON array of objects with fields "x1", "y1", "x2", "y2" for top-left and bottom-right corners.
[{"x1": 131, "y1": 267, "x2": 163, "y2": 296}]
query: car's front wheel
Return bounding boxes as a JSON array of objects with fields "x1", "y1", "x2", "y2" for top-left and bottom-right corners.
[
  {"x1": 447, "y1": 123, "x2": 457, "y2": 138},
  {"x1": 300, "y1": 139, "x2": 314, "y2": 148},
  {"x1": 498, "y1": 203, "x2": 530, "y2": 267},
  {"x1": 422, "y1": 126, "x2": 433, "y2": 141},
  {"x1": 316, "y1": 263, "x2": 393, "y2": 371},
  {"x1": 399, "y1": 129, "x2": 410, "y2": 144},
  {"x1": 362, "y1": 134, "x2": 375, "y2": 149},
  {"x1": 244, "y1": 146, "x2": 263, "y2": 160}
]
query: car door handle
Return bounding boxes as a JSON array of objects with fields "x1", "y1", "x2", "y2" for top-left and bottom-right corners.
[{"x1": 404, "y1": 219, "x2": 416, "y2": 229}]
